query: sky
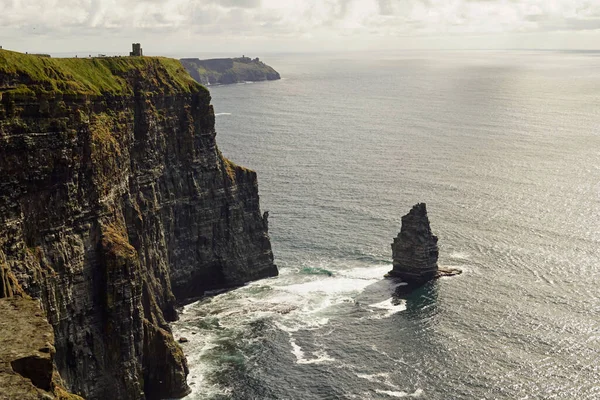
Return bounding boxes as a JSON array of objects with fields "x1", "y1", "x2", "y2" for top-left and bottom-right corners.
[{"x1": 1, "y1": 0, "x2": 600, "y2": 55}]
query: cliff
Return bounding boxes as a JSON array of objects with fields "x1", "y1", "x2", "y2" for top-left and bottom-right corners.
[
  {"x1": 180, "y1": 56, "x2": 281, "y2": 85},
  {"x1": 0, "y1": 50, "x2": 277, "y2": 399}
]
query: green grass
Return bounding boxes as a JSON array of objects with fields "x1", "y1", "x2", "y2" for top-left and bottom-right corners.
[
  {"x1": 180, "y1": 57, "x2": 280, "y2": 85},
  {"x1": 230, "y1": 59, "x2": 277, "y2": 76},
  {"x1": 0, "y1": 49, "x2": 204, "y2": 96}
]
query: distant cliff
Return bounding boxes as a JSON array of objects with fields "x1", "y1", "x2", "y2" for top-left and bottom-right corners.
[
  {"x1": 180, "y1": 56, "x2": 281, "y2": 85},
  {"x1": 0, "y1": 50, "x2": 277, "y2": 399}
]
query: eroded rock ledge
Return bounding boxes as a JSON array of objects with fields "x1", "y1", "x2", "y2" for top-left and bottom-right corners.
[
  {"x1": 387, "y1": 203, "x2": 461, "y2": 294},
  {"x1": 0, "y1": 297, "x2": 83, "y2": 400}
]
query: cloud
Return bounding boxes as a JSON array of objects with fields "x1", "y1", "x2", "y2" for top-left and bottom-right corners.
[
  {"x1": 209, "y1": 0, "x2": 262, "y2": 9},
  {"x1": 1, "y1": 0, "x2": 599, "y2": 51}
]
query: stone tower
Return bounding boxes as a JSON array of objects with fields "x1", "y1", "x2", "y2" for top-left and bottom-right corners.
[{"x1": 130, "y1": 43, "x2": 143, "y2": 57}]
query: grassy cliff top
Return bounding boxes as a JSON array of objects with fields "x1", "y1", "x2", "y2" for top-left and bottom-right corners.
[
  {"x1": 0, "y1": 49, "x2": 205, "y2": 96},
  {"x1": 180, "y1": 56, "x2": 280, "y2": 85},
  {"x1": 180, "y1": 57, "x2": 277, "y2": 73}
]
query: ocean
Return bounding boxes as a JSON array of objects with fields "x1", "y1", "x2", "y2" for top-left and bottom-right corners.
[{"x1": 172, "y1": 50, "x2": 600, "y2": 399}]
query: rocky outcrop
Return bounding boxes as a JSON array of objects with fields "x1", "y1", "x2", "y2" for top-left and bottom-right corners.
[
  {"x1": 180, "y1": 56, "x2": 281, "y2": 85},
  {"x1": 388, "y1": 203, "x2": 440, "y2": 283},
  {"x1": 387, "y1": 203, "x2": 460, "y2": 293},
  {"x1": 0, "y1": 49, "x2": 277, "y2": 399},
  {"x1": 0, "y1": 297, "x2": 83, "y2": 400}
]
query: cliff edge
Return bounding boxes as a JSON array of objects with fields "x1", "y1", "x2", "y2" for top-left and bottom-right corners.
[
  {"x1": 0, "y1": 50, "x2": 277, "y2": 399},
  {"x1": 180, "y1": 56, "x2": 281, "y2": 85}
]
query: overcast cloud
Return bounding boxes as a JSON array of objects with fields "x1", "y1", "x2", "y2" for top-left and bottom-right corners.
[{"x1": 1, "y1": 0, "x2": 599, "y2": 53}]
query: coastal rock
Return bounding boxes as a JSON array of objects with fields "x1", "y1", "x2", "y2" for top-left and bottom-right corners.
[
  {"x1": 0, "y1": 297, "x2": 83, "y2": 400},
  {"x1": 0, "y1": 49, "x2": 277, "y2": 399},
  {"x1": 0, "y1": 298, "x2": 55, "y2": 397},
  {"x1": 388, "y1": 203, "x2": 439, "y2": 283},
  {"x1": 387, "y1": 203, "x2": 461, "y2": 294}
]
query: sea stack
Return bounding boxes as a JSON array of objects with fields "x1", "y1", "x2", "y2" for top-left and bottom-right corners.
[
  {"x1": 388, "y1": 203, "x2": 439, "y2": 284},
  {"x1": 387, "y1": 203, "x2": 461, "y2": 293}
]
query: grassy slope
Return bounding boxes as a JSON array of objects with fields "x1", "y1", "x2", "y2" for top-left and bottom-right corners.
[
  {"x1": 180, "y1": 57, "x2": 280, "y2": 84},
  {"x1": 0, "y1": 49, "x2": 204, "y2": 96},
  {"x1": 229, "y1": 58, "x2": 279, "y2": 77}
]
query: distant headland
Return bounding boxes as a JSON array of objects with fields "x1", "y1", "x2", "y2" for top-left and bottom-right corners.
[{"x1": 180, "y1": 56, "x2": 281, "y2": 85}]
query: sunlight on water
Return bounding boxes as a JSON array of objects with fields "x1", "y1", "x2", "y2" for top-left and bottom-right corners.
[{"x1": 173, "y1": 50, "x2": 600, "y2": 400}]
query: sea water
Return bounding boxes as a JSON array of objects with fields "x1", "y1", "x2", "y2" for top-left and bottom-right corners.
[{"x1": 172, "y1": 50, "x2": 600, "y2": 399}]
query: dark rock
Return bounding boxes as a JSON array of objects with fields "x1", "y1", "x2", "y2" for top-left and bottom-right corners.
[
  {"x1": 387, "y1": 203, "x2": 461, "y2": 294},
  {"x1": 437, "y1": 267, "x2": 463, "y2": 278},
  {"x1": 178, "y1": 337, "x2": 188, "y2": 343},
  {"x1": 387, "y1": 203, "x2": 439, "y2": 283}
]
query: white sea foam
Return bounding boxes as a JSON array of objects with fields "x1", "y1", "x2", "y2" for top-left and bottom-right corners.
[
  {"x1": 288, "y1": 335, "x2": 335, "y2": 365},
  {"x1": 367, "y1": 298, "x2": 407, "y2": 319},
  {"x1": 174, "y1": 329, "x2": 231, "y2": 399},
  {"x1": 448, "y1": 251, "x2": 470, "y2": 260},
  {"x1": 283, "y1": 277, "x2": 375, "y2": 296},
  {"x1": 215, "y1": 112, "x2": 232, "y2": 116},
  {"x1": 375, "y1": 389, "x2": 424, "y2": 398},
  {"x1": 274, "y1": 317, "x2": 330, "y2": 333},
  {"x1": 356, "y1": 372, "x2": 395, "y2": 386},
  {"x1": 357, "y1": 373, "x2": 423, "y2": 397},
  {"x1": 174, "y1": 262, "x2": 391, "y2": 396},
  {"x1": 265, "y1": 264, "x2": 389, "y2": 328},
  {"x1": 342, "y1": 264, "x2": 391, "y2": 280}
]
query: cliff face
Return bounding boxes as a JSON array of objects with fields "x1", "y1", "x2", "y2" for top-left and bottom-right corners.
[
  {"x1": 0, "y1": 50, "x2": 277, "y2": 399},
  {"x1": 180, "y1": 57, "x2": 281, "y2": 85}
]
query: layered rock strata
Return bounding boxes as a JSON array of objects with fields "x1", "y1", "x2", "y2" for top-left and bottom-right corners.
[
  {"x1": 387, "y1": 203, "x2": 460, "y2": 293},
  {"x1": 0, "y1": 50, "x2": 277, "y2": 399},
  {"x1": 388, "y1": 203, "x2": 440, "y2": 283}
]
